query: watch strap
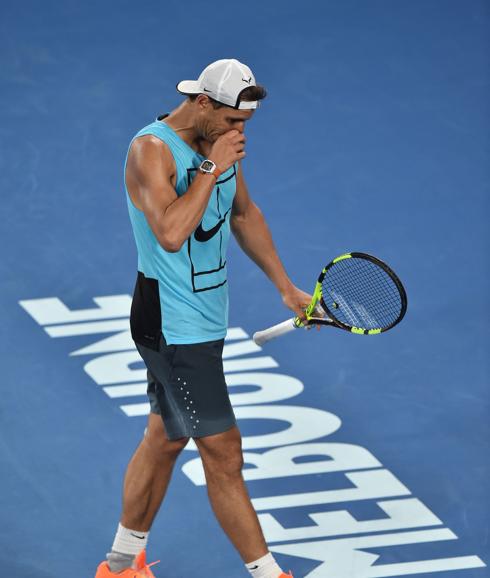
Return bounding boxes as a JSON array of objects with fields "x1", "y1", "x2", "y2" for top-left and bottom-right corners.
[{"x1": 200, "y1": 159, "x2": 221, "y2": 180}]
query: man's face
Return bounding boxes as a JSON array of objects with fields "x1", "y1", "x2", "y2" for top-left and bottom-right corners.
[{"x1": 196, "y1": 97, "x2": 255, "y2": 142}]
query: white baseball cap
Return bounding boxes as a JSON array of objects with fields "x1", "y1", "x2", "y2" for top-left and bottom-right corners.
[{"x1": 177, "y1": 59, "x2": 259, "y2": 110}]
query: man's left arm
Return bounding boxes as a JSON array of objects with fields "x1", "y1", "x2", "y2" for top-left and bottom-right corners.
[{"x1": 230, "y1": 163, "x2": 311, "y2": 321}]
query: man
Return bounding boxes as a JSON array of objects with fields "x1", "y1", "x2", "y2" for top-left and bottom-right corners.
[{"x1": 95, "y1": 59, "x2": 310, "y2": 578}]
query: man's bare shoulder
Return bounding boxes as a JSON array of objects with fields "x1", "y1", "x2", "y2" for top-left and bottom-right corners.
[
  {"x1": 127, "y1": 134, "x2": 175, "y2": 178},
  {"x1": 129, "y1": 134, "x2": 171, "y2": 160}
]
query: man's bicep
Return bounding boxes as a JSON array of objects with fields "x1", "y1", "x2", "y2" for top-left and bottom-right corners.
[{"x1": 127, "y1": 136, "x2": 177, "y2": 233}]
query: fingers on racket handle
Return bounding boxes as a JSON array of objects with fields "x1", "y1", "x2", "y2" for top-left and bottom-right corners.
[{"x1": 253, "y1": 318, "x2": 297, "y2": 346}]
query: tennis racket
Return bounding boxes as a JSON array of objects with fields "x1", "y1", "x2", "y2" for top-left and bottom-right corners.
[{"x1": 253, "y1": 252, "x2": 407, "y2": 346}]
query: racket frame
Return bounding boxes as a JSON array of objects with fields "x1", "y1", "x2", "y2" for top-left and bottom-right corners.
[{"x1": 295, "y1": 252, "x2": 407, "y2": 335}]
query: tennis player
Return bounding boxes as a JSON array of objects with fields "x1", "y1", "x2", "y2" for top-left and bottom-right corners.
[{"x1": 95, "y1": 59, "x2": 310, "y2": 578}]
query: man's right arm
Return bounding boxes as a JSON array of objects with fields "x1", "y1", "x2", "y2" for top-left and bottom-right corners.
[{"x1": 125, "y1": 131, "x2": 245, "y2": 253}]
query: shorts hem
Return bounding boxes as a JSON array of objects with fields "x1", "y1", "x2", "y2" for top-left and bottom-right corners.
[{"x1": 165, "y1": 417, "x2": 237, "y2": 441}]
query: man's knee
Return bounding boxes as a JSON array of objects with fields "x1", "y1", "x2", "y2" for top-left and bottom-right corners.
[
  {"x1": 144, "y1": 414, "x2": 189, "y2": 458},
  {"x1": 195, "y1": 427, "x2": 244, "y2": 480}
]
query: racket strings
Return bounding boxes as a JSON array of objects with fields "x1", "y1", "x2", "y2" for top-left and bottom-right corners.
[
  {"x1": 332, "y1": 261, "x2": 401, "y2": 327},
  {"x1": 321, "y1": 257, "x2": 403, "y2": 330}
]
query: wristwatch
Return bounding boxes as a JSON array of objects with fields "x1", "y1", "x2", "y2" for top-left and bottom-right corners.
[{"x1": 199, "y1": 159, "x2": 221, "y2": 180}]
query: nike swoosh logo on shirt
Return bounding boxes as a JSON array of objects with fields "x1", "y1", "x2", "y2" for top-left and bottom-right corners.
[
  {"x1": 194, "y1": 218, "x2": 226, "y2": 242},
  {"x1": 194, "y1": 209, "x2": 231, "y2": 243}
]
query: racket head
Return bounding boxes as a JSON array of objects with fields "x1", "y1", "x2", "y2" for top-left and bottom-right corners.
[{"x1": 315, "y1": 252, "x2": 407, "y2": 334}]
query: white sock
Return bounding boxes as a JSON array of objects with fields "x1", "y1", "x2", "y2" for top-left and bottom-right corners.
[
  {"x1": 106, "y1": 551, "x2": 135, "y2": 573},
  {"x1": 111, "y1": 523, "x2": 150, "y2": 556},
  {"x1": 246, "y1": 552, "x2": 284, "y2": 578}
]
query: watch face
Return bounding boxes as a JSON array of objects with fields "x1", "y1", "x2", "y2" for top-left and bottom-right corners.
[{"x1": 201, "y1": 160, "x2": 215, "y2": 172}]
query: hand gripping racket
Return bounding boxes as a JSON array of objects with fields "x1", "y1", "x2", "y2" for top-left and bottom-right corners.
[{"x1": 253, "y1": 252, "x2": 407, "y2": 346}]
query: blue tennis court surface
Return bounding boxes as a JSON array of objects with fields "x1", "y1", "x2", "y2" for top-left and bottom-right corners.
[{"x1": 1, "y1": 1, "x2": 488, "y2": 576}]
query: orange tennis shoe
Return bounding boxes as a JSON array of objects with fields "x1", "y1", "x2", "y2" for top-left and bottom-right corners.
[{"x1": 95, "y1": 550, "x2": 159, "y2": 577}]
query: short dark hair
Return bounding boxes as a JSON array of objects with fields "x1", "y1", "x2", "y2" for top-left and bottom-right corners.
[{"x1": 188, "y1": 84, "x2": 267, "y2": 109}]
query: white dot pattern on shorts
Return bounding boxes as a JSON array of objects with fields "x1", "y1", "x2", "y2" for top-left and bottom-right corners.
[{"x1": 176, "y1": 376, "x2": 199, "y2": 431}]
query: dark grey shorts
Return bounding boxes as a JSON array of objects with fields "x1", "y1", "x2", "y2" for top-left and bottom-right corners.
[{"x1": 135, "y1": 335, "x2": 236, "y2": 440}]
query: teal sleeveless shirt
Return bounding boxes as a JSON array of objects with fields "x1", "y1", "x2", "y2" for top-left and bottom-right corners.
[{"x1": 125, "y1": 118, "x2": 237, "y2": 345}]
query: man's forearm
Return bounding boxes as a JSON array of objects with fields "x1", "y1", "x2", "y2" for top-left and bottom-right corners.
[
  {"x1": 158, "y1": 172, "x2": 217, "y2": 252},
  {"x1": 231, "y1": 203, "x2": 294, "y2": 295}
]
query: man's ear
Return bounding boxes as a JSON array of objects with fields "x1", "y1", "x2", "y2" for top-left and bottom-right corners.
[{"x1": 195, "y1": 94, "x2": 211, "y2": 110}]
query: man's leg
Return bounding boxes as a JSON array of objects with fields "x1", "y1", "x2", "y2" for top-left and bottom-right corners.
[
  {"x1": 194, "y1": 426, "x2": 274, "y2": 565},
  {"x1": 104, "y1": 413, "x2": 188, "y2": 573},
  {"x1": 120, "y1": 412, "x2": 189, "y2": 530}
]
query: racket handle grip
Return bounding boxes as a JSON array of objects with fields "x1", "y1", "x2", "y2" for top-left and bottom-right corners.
[{"x1": 253, "y1": 318, "x2": 297, "y2": 346}]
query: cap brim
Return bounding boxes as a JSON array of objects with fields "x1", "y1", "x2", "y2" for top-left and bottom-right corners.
[{"x1": 176, "y1": 80, "x2": 201, "y2": 95}]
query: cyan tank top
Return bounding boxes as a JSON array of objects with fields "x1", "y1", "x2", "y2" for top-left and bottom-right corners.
[{"x1": 125, "y1": 118, "x2": 237, "y2": 345}]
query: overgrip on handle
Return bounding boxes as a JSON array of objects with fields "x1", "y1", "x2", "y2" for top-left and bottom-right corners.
[{"x1": 253, "y1": 318, "x2": 298, "y2": 346}]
